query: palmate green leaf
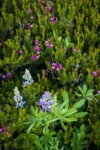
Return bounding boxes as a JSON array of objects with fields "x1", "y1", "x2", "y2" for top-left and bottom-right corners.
[
  {"x1": 61, "y1": 91, "x2": 69, "y2": 109},
  {"x1": 60, "y1": 108, "x2": 68, "y2": 115},
  {"x1": 71, "y1": 112, "x2": 88, "y2": 118},
  {"x1": 16, "y1": 133, "x2": 26, "y2": 142},
  {"x1": 75, "y1": 92, "x2": 82, "y2": 97},
  {"x1": 53, "y1": 30, "x2": 57, "y2": 39},
  {"x1": 30, "y1": 105, "x2": 34, "y2": 115},
  {"x1": 57, "y1": 37, "x2": 62, "y2": 44},
  {"x1": 27, "y1": 121, "x2": 37, "y2": 133},
  {"x1": 86, "y1": 89, "x2": 94, "y2": 96},
  {"x1": 46, "y1": 118, "x2": 60, "y2": 124},
  {"x1": 34, "y1": 137, "x2": 44, "y2": 150},
  {"x1": 64, "y1": 108, "x2": 77, "y2": 117},
  {"x1": 83, "y1": 84, "x2": 87, "y2": 94},
  {"x1": 64, "y1": 37, "x2": 69, "y2": 48},
  {"x1": 72, "y1": 99, "x2": 85, "y2": 109},
  {"x1": 61, "y1": 117, "x2": 77, "y2": 122},
  {"x1": 67, "y1": 43, "x2": 74, "y2": 49},
  {"x1": 60, "y1": 121, "x2": 66, "y2": 130},
  {"x1": 23, "y1": 116, "x2": 36, "y2": 125},
  {"x1": 78, "y1": 86, "x2": 84, "y2": 95}
]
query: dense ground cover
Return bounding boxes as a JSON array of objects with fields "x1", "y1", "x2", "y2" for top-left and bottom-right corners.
[{"x1": 0, "y1": 0, "x2": 100, "y2": 149}]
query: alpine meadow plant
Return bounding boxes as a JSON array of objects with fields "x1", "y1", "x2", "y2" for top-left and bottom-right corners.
[
  {"x1": 0, "y1": 0, "x2": 100, "y2": 149},
  {"x1": 14, "y1": 87, "x2": 25, "y2": 108}
]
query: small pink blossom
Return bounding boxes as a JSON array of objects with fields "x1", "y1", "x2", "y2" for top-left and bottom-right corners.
[
  {"x1": 5, "y1": 131, "x2": 9, "y2": 136},
  {"x1": 3, "y1": 126, "x2": 8, "y2": 131},
  {"x1": 34, "y1": 40, "x2": 38, "y2": 45},
  {"x1": 72, "y1": 48, "x2": 80, "y2": 53},
  {"x1": 30, "y1": 16, "x2": 34, "y2": 19},
  {"x1": 6, "y1": 72, "x2": 12, "y2": 79},
  {"x1": 19, "y1": 49, "x2": 23, "y2": 54},
  {"x1": 51, "y1": 63, "x2": 62, "y2": 71},
  {"x1": 0, "y1": 128, "x2": 3, "y2": 133},
  {"x1": 97, "y1": 90, "x2": 100, "y2": 94},
  {"x1": 50, "y1": 17, "x2": 56, "y2": 24},
  {"x1": 45, "y1": 41, "x2": 53, "y2": 48},
  {"x1": 31, "y1": 54, "x2": 40, "y2": 61},
  {"x1": 72, "y1": 48, "x2": 76, "y2": 52},
  {"x1": 27, "y1": 9, "x2": 32, "y2": 14},
  {"x1": 34, "y1": 45, "x2": 40, "y2": 51},
  {"x1": 2, "y1": 75, "x2": 6, "y2": 79},
  {"x1": 36, "y1": 50, "x2": 41, "y2": 54},
  {"x1": 56, "y1": 64, "x2": 62, "y2": 71},
  {"x1": 92, "y1": 71, "x2": 97, "y2": 77},
  {"x1": 29, "y1": 24, "x2": 33, "y2": 29},
  {"x1": 38, "y1": 0, "x2": 45, "y2": 6},
  {"x1": 51, "y1": 63, "x2": 57, "y2": 69},
  {"x1": 45, "y1": 5, "x2": 52, "y2": 12}
]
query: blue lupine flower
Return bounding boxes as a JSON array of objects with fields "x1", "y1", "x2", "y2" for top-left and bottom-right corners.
[
  {"x1": 38, "y1": 91, "x2": 54, "y2": 112},
  {"x1": 14, "y1": 87, "x2": 25, "y2": 108},
  {"x1": 23, "y1": 69, "x2": 34, "y2": 87}
]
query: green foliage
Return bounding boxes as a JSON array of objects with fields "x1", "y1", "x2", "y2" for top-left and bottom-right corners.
[
  {"x1": 0, "y1": 0, "x2": 100, "y2": 149},
  {"x1": 71, "y1": 124, "x2": 88, "y2": 150}
]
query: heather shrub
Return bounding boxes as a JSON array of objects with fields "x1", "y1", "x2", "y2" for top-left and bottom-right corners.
[{"x1": 0, "y1": 0, "x2": 100, "y2": 149}]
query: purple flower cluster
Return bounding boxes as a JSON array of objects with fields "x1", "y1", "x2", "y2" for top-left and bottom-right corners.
[
  {"x1": 2, "y1": 72, "x2": 12, "y2": 80},
  {"x1": 45, "y1": 5, "x2": 52, "y2": 12},
  {"x1": 0, "y1": 126, "x2": 9, "y2": 136},
  {"x1": 38, "y1": 91, "x2": 54, "y2": 112},
  {"x1": 45, "y1": 40, "x2": 53, "y2": 48},
  {"x1": 51, "y1": 63, "x2": 62, "y2": 71},
  {"x1": 32, "y1": 40, "x2": 41, "y2": 61}
]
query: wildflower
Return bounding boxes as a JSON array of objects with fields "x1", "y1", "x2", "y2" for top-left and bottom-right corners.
[
  {"x1": 38, "y1": 91, "x2": 54, "y2": 112},
  {"x1": 27, "y1": 9, "x2": 32, "y2": 14},
  {"x1": 72, "y1": 48, "x2": 80, "y2": 53},
  {"x1": 97, "y1": 90, "x2": 100, "y2": 94},
  {"x1": 72, "y1": 48, "x2": 76, "y2": 52},
  {"x1": 23, "y1": 69, "x2": 34, "y2": 86},
  {"x1": 56, "y1": 64, "x2": 62, "y2": 71},
  {"x1": 51, "y1": 63, "x2": 62, "y2": 71},
  {"x1": 31, "y1": 54, "x2": 40, "y2": 61},
  {"x1": 29, "y1": 24, "x2": 33, "y2": 29},
  {"x1": 34, "y1": 45, "x2": 40, "y2": 51},
  {"x1": 50, "y1": 17, "x2": 56, "y2": 24},
  {"x1": 2, "y1": 75, "x2": 6, "y2": 79},
  {"x1": 34, "y1": 40, "x2": 38, "y2": 45},
  {"x1": 45, "y1": 41, "x2": 53, "y2": 48},
  {"x1": 51, "y1": 63, "x2": 57, "y2": 69},
  {"x1": 3, "y1": 126, "x2": 8, "y2": 131},
  {"x1": 45, "y1": 5, "x2": 52, "y2": 12},
  {"x1": 6, "y1": 72, "x2": 12, "y2": 79},
  {"x1": 30, "y1": 16, "x2": 34, "y2": 19},
  {"x1": 14, "y1": 87, "x2": 25, "y2": 108},
  {"x1": 0, "y1": 128, "x2": 3, "y2": 133},
  {"x1": 38, "y1": 0, "x2": 45, "y2": 6},
  {"x1": 36, "y1": 50, "x2": 41, "y2": 54},
  {"x1": 92, "y1": 71, "x2": 97, "y2": 77},
  {"x1": 5, "y1": 131, "x2": 9, "y2": 136},
  {"x1": 18, "y1": 49, "x2": 23, "y2": 54}
]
